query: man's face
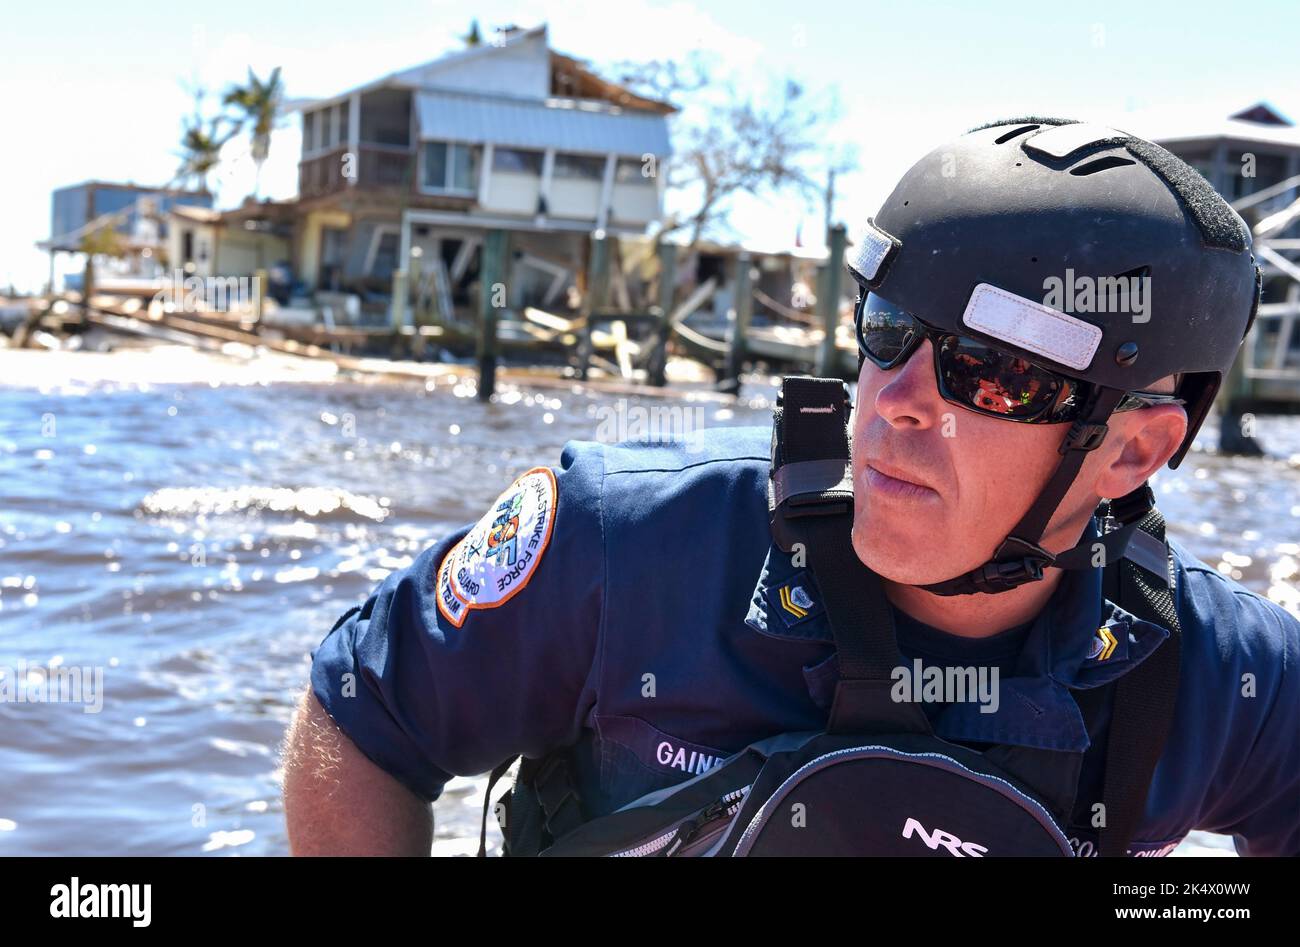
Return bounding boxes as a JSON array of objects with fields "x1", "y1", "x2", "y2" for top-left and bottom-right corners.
[{"x1": 850, "y1": 338, "x2": 1078, "y2": 585}]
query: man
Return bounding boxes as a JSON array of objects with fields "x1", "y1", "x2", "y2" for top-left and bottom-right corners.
[{"x1": 283, "y1": 118, "x2": 1299, "y2": 856}]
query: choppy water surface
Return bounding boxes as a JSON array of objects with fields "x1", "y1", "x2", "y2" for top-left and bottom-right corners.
[{"x1": 0, "y1": 347, "x2": 1296, "y2": 856}]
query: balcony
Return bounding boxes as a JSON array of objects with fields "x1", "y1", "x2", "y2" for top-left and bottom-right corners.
[{"x1": 298, "y1": 145, "x2": 416, "y2": 200}]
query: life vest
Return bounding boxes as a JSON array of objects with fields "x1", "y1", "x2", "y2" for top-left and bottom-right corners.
[{"x1": 481, "y1": 376, "x2": 1182, "y2": 857}]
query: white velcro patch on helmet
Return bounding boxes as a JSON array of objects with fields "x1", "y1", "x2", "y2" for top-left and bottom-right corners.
[
  {"x1": 1022, "y1": 123, "x2": 1125, "y2": 160},
  {"x1": 849, "y1": 220, "x2": 895, "y2": 282},
  {"x1": 961, "y1": 283, "x2": 1102, "y2": 371}
]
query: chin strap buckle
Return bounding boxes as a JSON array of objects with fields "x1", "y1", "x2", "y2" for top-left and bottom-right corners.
[
  {"x1": 921, "y1": 536, "x2": 1056, "y2": 596},
  {"x1": 966, "y1": 536, "x2": 1057, "y2": 594},
  {"x1": 969, "y1": 556, "x2": 1049, "y2": 594}
]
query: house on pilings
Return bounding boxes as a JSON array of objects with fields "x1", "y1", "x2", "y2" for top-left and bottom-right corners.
[{"x1": 289, "y1": 24, "x2": 674, "y2": 328}]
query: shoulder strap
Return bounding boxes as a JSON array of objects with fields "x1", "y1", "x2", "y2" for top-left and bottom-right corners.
[
  {"x1": 478, "y1": 756, "x2": 519, "y2": 857},
  {"x1": 477, "y1": 752, "x2": 585, "y2": 857},
  {"x1": 1094, "y1": 503, "x2": 1183, "y2": 857},
  {"x1": 770, "y1": 376, "x2": 931, "y2": 736}
]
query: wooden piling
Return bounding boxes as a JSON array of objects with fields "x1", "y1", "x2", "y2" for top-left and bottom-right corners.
[
  {"x1": 648, "y1": 240, "x2": 676, "y2": 387},
  {"x1": 253, "y1": 268, "x2": 268, "y2": 332},
  {"x1": 477, "y1": 229, "x2": 508, "y2": 400},
  {"x1": 388, "y1": 269, "x2": 409, "y2": 358},
  {"x1": 81, "y1": 256, "x2": 95, "y2": 319},
  {"x1": 817, "y1": 225, "x2": 847, "y2": 378},
  {"x1": 724, "y1": 252, "x2": 753, "y2": 390},
  {"x1": 409, "y1": 251, "x2": 427, "y2": 359},
  {"x1": 577, "y1": 232, "x2": 610, "y2": 380},
  {"x1": 389, "y1": 269, "x2": 408, "y2": 331},
  {"x1": 1216, "y1": 291, "x2": 1266, "y2": 455}
]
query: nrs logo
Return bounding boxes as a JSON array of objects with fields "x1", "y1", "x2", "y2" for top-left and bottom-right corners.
[{"x1": 901, "y1": 817, "x2": 988, "y2": 857}]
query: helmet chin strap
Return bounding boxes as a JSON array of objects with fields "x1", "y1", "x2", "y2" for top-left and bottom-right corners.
[{"x1": 917, "y1": 386, "x2": 1140, "y2": 597}]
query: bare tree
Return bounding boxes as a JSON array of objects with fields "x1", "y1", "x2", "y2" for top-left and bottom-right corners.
[{"x1": 614, "y1": 55, "x2": 854, "y2": 249}]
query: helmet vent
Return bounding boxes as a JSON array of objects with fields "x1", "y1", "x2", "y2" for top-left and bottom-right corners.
[
  {"x1": 994, "y1": 124, "x2": 1040, "y2": 145},
  {"x1": 1070, "y1": 155, "x2": 1138, "y2": 176}
]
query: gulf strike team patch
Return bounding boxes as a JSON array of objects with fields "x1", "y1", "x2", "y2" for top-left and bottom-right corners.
[{"x1": 436, "y1": 467, "x2": 558, "y2": 628}]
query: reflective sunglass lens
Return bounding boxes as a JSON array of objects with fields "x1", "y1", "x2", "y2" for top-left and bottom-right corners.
[
  {"x1": 857, "y1": 296, "x2": 917, "y2": 364},
  {"x1": 937, "y1": 336, "x2": 1062, "y2": 419}
]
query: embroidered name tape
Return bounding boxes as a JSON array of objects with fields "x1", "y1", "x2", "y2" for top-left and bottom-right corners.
[
  {"x1": 961, "y1": 282, "x2": 1103, "y2": 371},
  {"x1": 849, "y1": 219, "x2": 897, "y2": 283},
  {"x1": 436, "y1": 466, "x2": 558, "y2": 628}
]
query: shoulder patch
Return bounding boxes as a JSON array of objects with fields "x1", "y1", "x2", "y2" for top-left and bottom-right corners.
[{"x1": 436, "y1": 467, "x2": 558, "y2": 628}]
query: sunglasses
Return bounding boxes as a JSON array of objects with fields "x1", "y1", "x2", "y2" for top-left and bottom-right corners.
[{"x1": 854, "y1": 293, "x2": 1185, "y2": 423}]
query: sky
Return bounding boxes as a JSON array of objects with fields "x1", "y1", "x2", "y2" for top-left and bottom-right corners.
[{"x1": 2, "y1": 0, "x2": 1299, "y2": 292}]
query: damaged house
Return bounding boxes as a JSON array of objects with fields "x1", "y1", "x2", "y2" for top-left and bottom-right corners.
[{"x1": 291, "y1": 24, "x2": 674, "y2": 326}]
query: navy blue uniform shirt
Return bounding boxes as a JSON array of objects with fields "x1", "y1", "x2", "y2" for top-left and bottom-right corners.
[{"x1": 311, "y1": 426, "x2": 1300, "y2": 856}]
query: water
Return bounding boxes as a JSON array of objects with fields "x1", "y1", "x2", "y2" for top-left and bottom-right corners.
[{"x1": 1, "y1": 344, "x2": 1296, "y2": 856}]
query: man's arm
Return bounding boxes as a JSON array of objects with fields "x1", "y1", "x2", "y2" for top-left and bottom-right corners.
[
  {"x1": 286, "y1": 448, "x2": 605, "y2": 855},
  {"x1": 282, "y1": 687, "x2": 432, "y2": 856}
]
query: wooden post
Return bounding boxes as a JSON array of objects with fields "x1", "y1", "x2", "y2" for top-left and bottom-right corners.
[
  {"x1": 81, "y1": 254, "x2": 95, "y2": 318},
  {"x1": 578, "y1": 232, "x2": 610, "y2": 380},
  {"x1": 477, "y1": 229, "x2": 508, "y2": 400},
  {"x1": 817, "y1": 225, "x2": 847, "y2": 378},
  {"x1": 253, "y1": 267, "x2": 268, "y2": 331},
  {"x1": 409, "y1": 250, "x2": 426, "y2": 359},
  {"x1": 387, "y1": 268, "x2": 408, "y2": 358},
  {"x1": 409, "y1": 251, "x2": 424, "y2": 322},
  {"x1": 389, "y1": 269, "x2": 407, "y2": 331},
  {"x1": 724, "y1": 252, "x2": 753, "y2": 391},
  {"x1": 1216, "y1": 281, "x2": 1278, "y2": 456},
  {"x1": 648, "y1": 240, "x2": 676, "y2": 387}
]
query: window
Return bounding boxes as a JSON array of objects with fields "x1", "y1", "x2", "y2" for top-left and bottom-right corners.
[
  {"x1": 304, "y1": 111, "x2": 318, "y2": 154},
  {"x1": 616, "y1": 156, "x2": 654, "y2": 184},
  {"x1": 553, "y1": 153, "x2": 605, "y2": 180},
  {"x1": 493, "y1": 148, "x2": 544, "y2": 175},
  {"x1": 422, "y1": 141, "x2": 481, "y2": 193}
]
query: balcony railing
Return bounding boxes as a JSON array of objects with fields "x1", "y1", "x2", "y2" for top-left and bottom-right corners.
[{"x1": 298, "y1": 145, "x2": 416, "y2": 199}]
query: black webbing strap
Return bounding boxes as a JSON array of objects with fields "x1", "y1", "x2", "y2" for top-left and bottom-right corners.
[
  {"x1": 921, "y1": 387, "x2": 1128, "y2": 596},
  {"x1": 478, "y1": 756, "x2": 518, "y2": 857},
  {"x1": 1095, "y1": 506, "x2": 1182, "y2": 857},
  {"x1": 533, "y1": 753, "x2": 585, "y2": 840},
  {"x1": 476, "y1": 752, "x2": 585, "y2": 857},
  {"x1": 771, "y1": 377, "x2": 931, "y2": 735}
]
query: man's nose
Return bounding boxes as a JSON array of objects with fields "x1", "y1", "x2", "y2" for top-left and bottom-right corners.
[{"x1": 871, "y1": 338, "x2": 944, "y2": 430}]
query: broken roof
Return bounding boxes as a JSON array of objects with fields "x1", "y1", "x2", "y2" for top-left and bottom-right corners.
[{"x1": 292, "y1": 23, "x2": 676, "y2": 117}]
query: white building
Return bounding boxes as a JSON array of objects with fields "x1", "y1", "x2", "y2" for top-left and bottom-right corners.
[{"x1": 291, "y1": 24, "x2": 674, "y2": 314}]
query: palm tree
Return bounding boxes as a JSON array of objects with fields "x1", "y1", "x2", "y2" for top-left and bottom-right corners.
[
  {"x1": 223, "y1": 66, "x2": 284, "y2": 199},
  {"x1": 176, "y1": 116, "x2": 230, "y2": 192}
]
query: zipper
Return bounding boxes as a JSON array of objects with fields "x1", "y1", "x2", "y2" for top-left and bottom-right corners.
[
  {"x1": 609, "y1": 828, "x2": 678, "y2": 858},
  {"x1": 660, "y1": 786, "x2": 748, "y2": 857},
  {"x1": 608, "y1": 786, "x2": 750, "y2": 858}
]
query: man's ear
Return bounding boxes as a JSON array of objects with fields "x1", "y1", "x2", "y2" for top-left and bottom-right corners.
[{"x1": 1095, "y1": 405, "x2": 1188, "y2": 499}]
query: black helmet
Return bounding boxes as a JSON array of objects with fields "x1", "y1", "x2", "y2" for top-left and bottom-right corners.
[{"x1": 846, "y1": 117, "x2": 1262, "y2": 596}]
